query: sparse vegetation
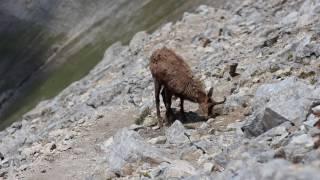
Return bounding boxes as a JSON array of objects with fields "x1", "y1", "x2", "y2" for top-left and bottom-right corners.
[{"x1": 135, "y1": 107, "x2": 151, "y2": 125}]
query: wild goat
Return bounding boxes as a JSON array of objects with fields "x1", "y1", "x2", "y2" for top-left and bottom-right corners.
[{"x1": 149, "y1": 47, "x2": 226, "y2": 127}]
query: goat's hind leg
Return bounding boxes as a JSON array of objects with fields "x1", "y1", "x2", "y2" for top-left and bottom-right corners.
[
  {"x1": 154, "y1": 78, "x2": 164, "y2": 127},
  {"x1": 180, "y1": 98, "x2": 187, "y2": 122}
]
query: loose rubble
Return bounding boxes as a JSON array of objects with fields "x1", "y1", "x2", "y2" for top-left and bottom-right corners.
[{"x1": 1, "y1": 0, "x2": 320, "y2": 179}]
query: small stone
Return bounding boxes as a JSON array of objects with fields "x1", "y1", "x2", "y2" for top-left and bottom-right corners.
[
  {"x1": 304, "y1": 114, "x2": 318, "y2": 128},
  {"x1": 213, "y1": 163, "x2": 225, "y2": 172},
  {"x1": 164, "y1": 160, "x2": 197, "y2": 178},
  {"x1": 148, "y1": 136, "x2": 167, "y2": 144},
  {"x1": 103, "y1": 137, "x2": 114, "y2": 149},
  {"x1": 208, "y1": 128, "x2": 216, "y2": 135},
  {"x1": 270, "y1": 127, "x2": 289, "y2": 147},
  {"x1": 190, "y1": 131, "x2": 201, "y2": 142},
  {"x1": 129, "y1": 124, "x2": 144, "y2": 131},
  {"x1": 18, "y1": 164, "x2": 28, "y2": 171},
  {"x1": 0, "y1": 152, "x2": 4, "y2": 161},
  {"x1": 181, "y1": 149, "x2": 203, "y2": 162},
  {"x1": 207, "y1": 118, "x2": 215, "y2": 124},
  {"x1": 252, "y1": 77, "x2": 260, "y2": 83},
  {"x1": 203, "y1": 163, "x2": 214, "y2": 172},
  {"x1": 200, "y1": 122, "x2": 210, "y2": 129},
  {"x1": 50, "y1": 144, "x2": 57, "y2": 152},
  {"x1": 57, "y1": 143, "x2": 72, "y2": 152},
  {"x1": 312, "y1": 105, "x2": 320, "y2": 116},
  {"x1": 291, "y1": 134, "x2": 314, "y2": 148},
  {"x1": 64, "y1": 133, "x2": 75, "y2": 141},
  {"x1": 152, "y1": 125, "x2": 160, "y2": 130},
  {"x1": 275, "y1": 67, "x2": 292, "y2": 77},
  {"x1": 77, "y1": 118, "x2": 86, "y2": 125}
]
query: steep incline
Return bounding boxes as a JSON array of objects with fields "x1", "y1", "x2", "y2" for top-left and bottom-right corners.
[
  {"x1": 0, "y1": 0, "x2": 320, "y2": 179},
  {"x1": 0, "y1": 0, "x2": 223, "y2": 129}
]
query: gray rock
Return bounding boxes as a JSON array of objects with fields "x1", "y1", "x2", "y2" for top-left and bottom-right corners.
[
  {"x1": 309, "y1": 127, "x2": 320, "y2": 137},
  {"x1": 166, "y1": 121, "x2": 189, "y2": 144},
  {"x1": 255, "y1": 77, "x2": 318, "y2": 124},
  {"x1": 217, "y1": 159, "x2": 320, "y2": 180},
  {"x1": 149, "y1": 160, "x2": 197, "y2": 179},
  {"x1": 290, "y1": 134, "x2": 314, "y2": 148},
  {"x1": 304, "y1": 114, "x2": 318, "y2": 128},
  {"x1": 312, "y1": 105, "x2": 320, "y2": 116},
  {"x1": 203, "y1": 162, "x2": 214, "y2": 173},
  {"x1": 224, "y1": 88, "x2": 252, "y2": 112},
  {"x1": 129, "y1": 124, "x2": 144, "y2": 131},
  {"x1": 296, "y1": 0, "x2": 320, "y2": 28},
  {"x1": 281, "y1": 11, "x2": 298, "y2": 25},
  {"x1": 103, "y1": 128, "x2": 172, "y2": 175},
  {"x1": 162, "y1": 160, "x2": 197, "y2": 178},
  {"x1": 148, "y1": 136, "x2": 167, "y2": 145},
  {"x1": 242, "y1": 108, "x2": 289, "y2": 138},
  {"x1": 242, "y1": 77, "x2": 320, "y2": 137}
]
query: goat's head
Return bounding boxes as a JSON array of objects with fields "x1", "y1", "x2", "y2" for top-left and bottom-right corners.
[{"x1": 199, "y1": 87, "x2": 226, "y2": 118}]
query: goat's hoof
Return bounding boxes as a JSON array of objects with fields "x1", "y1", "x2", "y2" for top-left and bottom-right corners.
[{"x1": 181, "y1": 116, "x2": 188, "y2": 122}]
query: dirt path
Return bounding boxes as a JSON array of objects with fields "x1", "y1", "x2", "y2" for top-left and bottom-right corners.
[{"x1": 18, "y1": 108, "x2": 138, "y2": 180}]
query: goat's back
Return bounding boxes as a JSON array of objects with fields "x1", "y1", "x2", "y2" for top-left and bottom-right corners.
[{"x1": 149, "y1": 47, "x2": 193, "y2": 94}]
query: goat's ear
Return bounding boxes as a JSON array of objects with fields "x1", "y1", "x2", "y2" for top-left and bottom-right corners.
[{"x1": 207, "y1": 87, "x2": 214, "y2": 97}]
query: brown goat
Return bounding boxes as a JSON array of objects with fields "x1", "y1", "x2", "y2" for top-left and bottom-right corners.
[{"x1": 149, "y1": 47, "x2": 226, "y2": 127}]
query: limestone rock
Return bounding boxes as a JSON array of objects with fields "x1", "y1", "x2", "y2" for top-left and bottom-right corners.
[
  {"x1": 242, "y1": 77, "x2": 320, "y2": 137},
  {"x1": 103, "y1": 128, "x2": 172, "y2": 175},
  {"x1": 165, "y1": 121, "x2": 189, "y2": 144}
]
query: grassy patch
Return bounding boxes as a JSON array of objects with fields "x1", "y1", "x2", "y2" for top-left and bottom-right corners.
[{"x1": 135, "y1": 107, "x2": 151, "y2": 125}]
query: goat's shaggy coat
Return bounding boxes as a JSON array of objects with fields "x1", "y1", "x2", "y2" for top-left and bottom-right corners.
[{"x1": 149, "y1": 47, "x2": 225, "y2": 126}]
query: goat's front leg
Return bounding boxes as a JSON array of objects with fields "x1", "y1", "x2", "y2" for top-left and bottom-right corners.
[
  {"x1": 180, "y1": 98, "x2": 187, "y2": 122},
  {"x1": 154, "y1": 79, "x2": 163, "y2": 127},
  {"x1": 162, "y1": 88, "x2": 174, "y2": 125}
]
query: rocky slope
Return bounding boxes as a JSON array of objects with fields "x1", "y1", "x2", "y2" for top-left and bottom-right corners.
[
  {"x1": 1, "y1": 0, "x2": 320, "y2": 179},
  {"x1": 0, "y1": 0, "x2": 222, "y2": 129}
]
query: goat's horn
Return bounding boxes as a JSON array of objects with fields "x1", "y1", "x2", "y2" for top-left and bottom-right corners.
[{"x1": 215, "y1": 97, "x2": 226, "y2": 105}]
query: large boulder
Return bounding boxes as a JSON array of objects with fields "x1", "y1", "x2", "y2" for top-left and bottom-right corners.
[
  {"x1": 242, "y1": 77, "x2": 320, "y2": 137},
  {"x1": 103, "y1": 128, "x2": 172, "y2": 176}
]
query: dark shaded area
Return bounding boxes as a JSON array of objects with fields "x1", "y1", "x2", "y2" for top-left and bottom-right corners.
[{"x1": 167, "y1": 108, "x2": 207, "y2": 124}]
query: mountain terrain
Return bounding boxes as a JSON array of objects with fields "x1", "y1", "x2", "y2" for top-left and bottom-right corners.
[{"x1": 1, "y1": 0, "x2": 320, "y2": 179}]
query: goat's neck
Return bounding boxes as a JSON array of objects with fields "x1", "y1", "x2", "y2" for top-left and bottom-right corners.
[{"x1": 183, "y1": 81, "x2": 207, "y2": 103}]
